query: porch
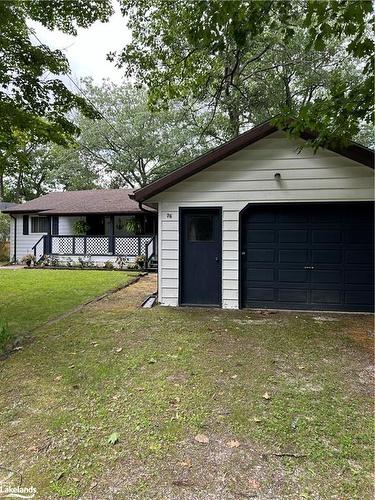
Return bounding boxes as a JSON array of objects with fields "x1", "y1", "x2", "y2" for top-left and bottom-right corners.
[{"x1": 32, "y1": 234, "x2": 157, "y2": 270}]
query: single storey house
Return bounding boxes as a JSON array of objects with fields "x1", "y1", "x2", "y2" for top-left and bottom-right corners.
[
  {"x1": 131, "y1": 120, "x2": 374, "y2": 312},
  {"x1": 3, "y1": 189, "x2": 157, "y2": 268}
]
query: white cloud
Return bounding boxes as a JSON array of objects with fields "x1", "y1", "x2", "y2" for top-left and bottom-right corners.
[{"x1": 29, "y1": 3, "x2": 130, "y2": 86}]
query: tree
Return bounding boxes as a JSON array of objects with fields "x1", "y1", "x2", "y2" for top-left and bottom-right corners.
[
  {"x1": 115, "y1": 0, "x2": 373, "y2": 147},
  {"x1": 71, "y1": 80, "x2": 218, "y2": 187},
  {"x1": 2, "y1": 80, "x2": 220, "y2": 199},
  {"x1": 0, "y1": 0, "x2": 113, "y2": 188},
  {"x1": 0, "y1": 213, "x2": 10, "y2": 244}
]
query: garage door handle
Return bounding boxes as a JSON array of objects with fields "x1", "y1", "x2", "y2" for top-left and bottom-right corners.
[{"x1": 304, "y1": 266, "x2": 315, "y2": 270}]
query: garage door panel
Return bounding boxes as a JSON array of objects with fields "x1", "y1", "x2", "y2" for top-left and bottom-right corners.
[
  {"x1": 312, "y1": 230, "x2": 341, "y2": 243},
  {"x1": 312, "y1": 249, "x2": 342, "y2": 264},
  {"x1": 345, "y1": 250, "x2": 373, "y2": 264},
  {"x1": 311, "y1": 289, "x2": 341, "y2": 304},
  {"x1": 248, "y1": 230, "x2": 275, "y2": 243},
  {"x1": 278, "y1": 269, "x2": 308, "y2": 282},
  {"x1": 279, "y1": 249, "x2": 308, "y2": 262},
  {"x1": 311, "y1": 270, "x2": 341, "y2": 284},
  {"x1": 247, "y1": 268, "x2": 274, "y2": 281},
  {"x1": 247, "y1": 288, "x2": 274, "y2": 301},
  {"x1": 247, "y1": 249, "x2": 274, "y2": 262},
  {"x1": 241, "y1": 202, "x2": 374, "y2": 312},
  {"x1": 345, "y1": 230, "x2": 373, "y2": 244},
  {"x1": 279, "y1": 230, "x2": 308, "y2": 243},
  {"x1": 345, "y1": 291, "x2": 374, "y2": 305},
  {"x1": 247, "y1": 212, "x2": 276, "y2": 223},
  {"x1": 278, "y1": 289, "x2": 309, "y2": 302},
  {"x1": 345, "y1": 270, "x2": 372, "y2": 284},
  {"x1": 278, "y1": 212, "x2": 308, "y2": 223}
]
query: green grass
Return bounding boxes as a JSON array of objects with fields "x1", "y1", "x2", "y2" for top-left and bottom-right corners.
[
  {"x1": 0, "y1": 269, "x2": 137, "y2": 349},
  {"x1": 0, "y1": 294, "x2": 373, "y2": 499}
]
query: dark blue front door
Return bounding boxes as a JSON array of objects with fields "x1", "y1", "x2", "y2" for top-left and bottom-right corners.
[
  {"x1": 180, "y1": 208, "x2": 222, "y2": 306},
  {"x1": 241, "y1": 202, "x2": 374, "y2": 312}
]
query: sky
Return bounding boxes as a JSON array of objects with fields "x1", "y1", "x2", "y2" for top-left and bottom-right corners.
[{"x1": 29, "y1": 3, "x2": 130, "y2": 87}]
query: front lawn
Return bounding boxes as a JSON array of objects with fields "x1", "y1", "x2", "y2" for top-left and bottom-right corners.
[
  {"x1": 0, "y1": 269, "x2": 138, "y2": 350},
  {"x1": 0, "y1": 278, "x2": 373, "y2": 499}
]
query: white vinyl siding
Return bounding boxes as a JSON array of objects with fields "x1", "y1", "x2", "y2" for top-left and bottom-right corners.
[
  {"x1": 151, "y1": 131, "x2": 374, "y2": 309},
  {"x1": 12, "y1": 215, "x2": 85, "y2": 261}
]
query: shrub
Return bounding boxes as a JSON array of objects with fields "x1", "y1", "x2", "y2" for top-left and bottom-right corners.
[
  {"x1": 135, "y1": 255, "x2": 146, "y2": 269},
  {"x1": 65, "y1": 257, "x2": 74, "y2": 267},
  {"x1": 72, "y1": 220, "x2": 90, "y2": 235},
  {"x1": 115, "y1": 256, "x2": 127, "y2": 269},
  {"x1": 21, "y1": 254, "x2": 35, "y2": 267},
  {"x1": 78, "y1": 255, "x2": 94, "y2": 268},
  {"x1": 104, "y1": 260, "x2": 114, "y2": 270}
]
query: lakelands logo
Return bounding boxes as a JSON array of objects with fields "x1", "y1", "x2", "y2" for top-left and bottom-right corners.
[{"x1": 0, "y1": 485, "x2": 37, "y2": 499}]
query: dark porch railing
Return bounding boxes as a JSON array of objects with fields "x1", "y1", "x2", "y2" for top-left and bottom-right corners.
[{"x1": 32, "y1": 234, "x2": 157, "y2": 269}]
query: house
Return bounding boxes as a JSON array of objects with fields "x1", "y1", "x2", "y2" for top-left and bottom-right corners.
[
  {"x1": 3, "y1": 189, "x2": 157, "y2": 268},
  {"x1": 132, "y1": 120, "x2": 374, "y2": 312}
]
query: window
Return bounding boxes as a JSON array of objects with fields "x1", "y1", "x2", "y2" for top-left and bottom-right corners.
[
  {"x1": 31, "y1": 216, "x2": 49, "y2": 233},
  {"x1": 188, "y1": 215, "x2": 213, "y2": 241}
]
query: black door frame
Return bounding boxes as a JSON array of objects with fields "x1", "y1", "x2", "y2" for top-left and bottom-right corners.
[
  {"x1": 179, "y1": 207, "x2": 223, "y2": 307},
  {"x1": 238, "y1": 201, "x2": 375, "y2": 310}
]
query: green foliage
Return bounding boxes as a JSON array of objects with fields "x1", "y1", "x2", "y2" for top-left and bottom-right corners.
[
  {"x1": 0, "y1": 213, "x2": 10, "y2": 243},
  {"x1": 125, "y1": 218, "x2": 142, "y2": 235},
  {"x1": 107, "y1": 432, "x2": 120, "y2": 445},
  {"x1": 104, "y1": 260, "x2": 114, "y2": 270},
  {"x1": 117, "y1": 0, "x2": 374, "y2": 147},
  {"x1": 72, "y1": 220, "x2": 90, "y2": 235},
  {"x1": 72, "y1": 80, "x2": 217, "y2": 187},
  {"x1": 0, "y1": 0, "x2": 113, "y2": 175}
]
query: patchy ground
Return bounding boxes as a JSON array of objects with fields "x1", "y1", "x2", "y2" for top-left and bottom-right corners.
[{"x1": 0, "y1": 275, "x2": 373, "y2": 499}]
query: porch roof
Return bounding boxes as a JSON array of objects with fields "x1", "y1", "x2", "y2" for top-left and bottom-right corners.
[{"x1": 2, "y1": 189, "x2": 155, "y2": 216}]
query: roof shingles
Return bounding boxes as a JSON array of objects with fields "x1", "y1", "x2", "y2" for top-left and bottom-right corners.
[{"x1": 2, "y1": 189, "x2": 146, "y2": 215}]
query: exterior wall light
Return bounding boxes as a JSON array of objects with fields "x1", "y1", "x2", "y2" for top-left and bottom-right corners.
[{"x1": 274, "y1": 172, "x2": 281, "y2": 180}]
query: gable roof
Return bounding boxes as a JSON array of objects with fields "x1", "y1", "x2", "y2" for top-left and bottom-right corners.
[
  {"x1": 2, "y1": 189, "x2": 152, "y2": 215},
  {"x1": 131, "y1": 120, "x2": 374, "y2": 202}
]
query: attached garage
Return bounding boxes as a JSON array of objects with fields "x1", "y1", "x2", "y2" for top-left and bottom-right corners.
[
  {"x1": 240, "y1": 202, "x2": 374, "y2": 312},
  {"x1": 132, "y1": 120, "x2": 374, "y2": 313}
]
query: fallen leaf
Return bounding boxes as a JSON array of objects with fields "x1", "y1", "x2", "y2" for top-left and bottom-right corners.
[
  {"x1": 262, "y1": 392, "x2": 271, "y2": 400},
  {"x1": 194, "y1": 434, "x2": 209, "y2": 444},
  {"x1": 248, "y1": 479, "x2": 260, "y2": 490},
  {"x1": 227, "y1": 440, "x2": 240, "y2": 448},
  {"x1": 69, "y1": 365, "x2": 75, "y2": 369},
  {"x1": 107, "y1": 432, "x2": 119, "y2": 445},
  {"x1": 253, "y1": 417, "x2": 262, "y2": 423},
  {"x1": 231, "y1": 375, "x2": 238, "y2": 379},
  {"x1": 115, "y1": 347, "x2": 123, "y2": 353},
  {"x1": 54, "y1": 375, "x2": 62, "y2": 381},
  {"x1": 148, "y1": 358, "x2": 157, "y2": 364}
]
